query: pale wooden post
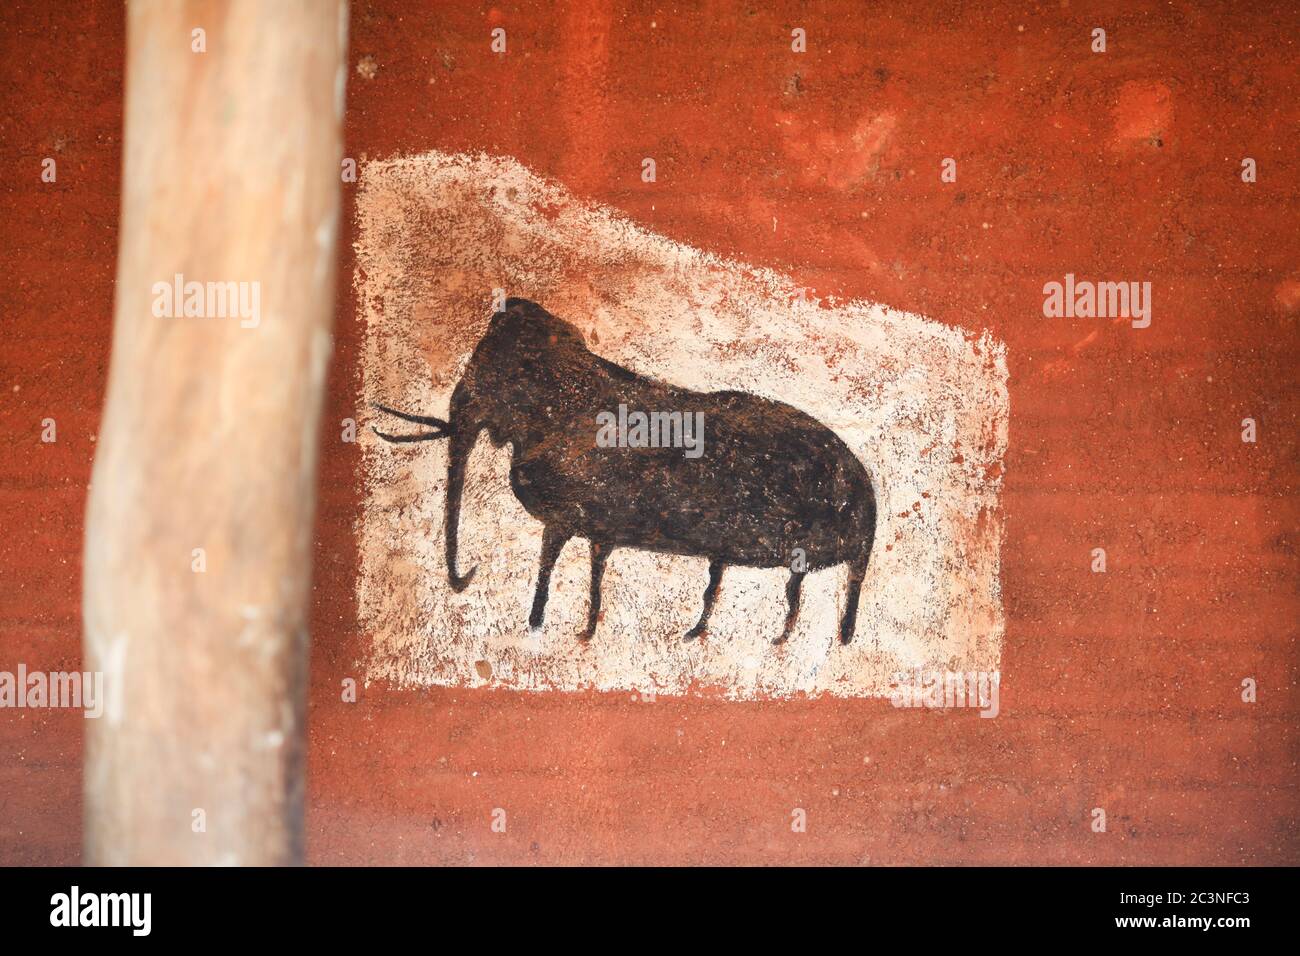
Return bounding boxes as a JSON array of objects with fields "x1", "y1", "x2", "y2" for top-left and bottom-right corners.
[{"x1": 83, "y1": 0, "x2": 348, "y2": 865}]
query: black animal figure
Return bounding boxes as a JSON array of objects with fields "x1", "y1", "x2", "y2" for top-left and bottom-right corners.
[{"x1": 374, "y1": 298, "x2": 877, "y2": 645}]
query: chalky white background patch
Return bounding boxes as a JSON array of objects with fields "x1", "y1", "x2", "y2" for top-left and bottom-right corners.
[{"x1": 356, "y1": 150, "x2": 1007, "y2": 699}]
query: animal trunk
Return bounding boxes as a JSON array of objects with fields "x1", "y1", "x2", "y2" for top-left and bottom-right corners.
[
  {"x1": 370, "y1": 402, "x2": 475, "y2": 589},
  {"x1": 444, "y1": 424, "x2": 477, "y2": 592}
]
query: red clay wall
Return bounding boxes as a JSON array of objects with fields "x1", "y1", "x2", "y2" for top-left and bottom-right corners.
[{"x1": 1, "y1": 0, "x2": 1296, "y2": 865}]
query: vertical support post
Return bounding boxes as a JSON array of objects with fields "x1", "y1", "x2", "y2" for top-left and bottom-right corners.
[{"x1": 83, "y1": 0, "x2": 348, "y2": 865}]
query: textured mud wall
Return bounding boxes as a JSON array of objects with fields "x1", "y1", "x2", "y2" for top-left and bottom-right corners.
[{"x1": 1, "y1": 0, "x2": 1297, "y2": 865}]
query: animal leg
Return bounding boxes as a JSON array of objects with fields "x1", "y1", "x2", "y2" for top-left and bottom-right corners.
[
  {"x1": 773, "y1": 569, "x2": 806, "y2": 645},
  {"x1": 684, "y1": 559, "x2": 723, "y2": 641},
  {"x1": 839, "y1": 559, "x2": 868, "y2": 645},
  {"x1": 582, "y1": 540, "x2": 609, "y2": 642},
  {"x1": 528, "y1": 526, "x2": 569, "y2": 630}
]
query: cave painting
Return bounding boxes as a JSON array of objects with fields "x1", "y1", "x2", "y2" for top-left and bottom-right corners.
[
  {"x1": 374, "y1": 297, "x2": 877, "y2": 647},
  {"x1": 355, "y1": 151, "x2": 1007, "y2": 700}
]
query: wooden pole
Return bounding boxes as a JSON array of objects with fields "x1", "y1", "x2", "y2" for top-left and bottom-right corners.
[{"x1": 83, "y1": 0, "x2": 348, "y2": 865}]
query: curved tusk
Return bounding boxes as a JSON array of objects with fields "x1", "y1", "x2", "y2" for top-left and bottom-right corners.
[
  {"x1": 372, "y1": 426, "x2": 448, "y2": 444},
  {"x1": 372, "y1": 403, "x2": 451, "y2": 432}
]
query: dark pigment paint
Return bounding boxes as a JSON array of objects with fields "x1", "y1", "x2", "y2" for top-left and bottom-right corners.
[{"x1": 375, "y1": 298, "x2": 877, "y2": 645}]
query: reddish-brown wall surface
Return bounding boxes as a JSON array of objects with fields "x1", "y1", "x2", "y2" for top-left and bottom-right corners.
[{"x1": 1, "y1": 1, "x2": 1296, "y2": 865}]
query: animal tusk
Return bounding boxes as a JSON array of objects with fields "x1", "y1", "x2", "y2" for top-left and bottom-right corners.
[
  {"x1": 372, "y1": 402, "x2": 451, "y2": 432},
  {"x1": 371, "y1": 426, "x2": 449, "y2": 444}
]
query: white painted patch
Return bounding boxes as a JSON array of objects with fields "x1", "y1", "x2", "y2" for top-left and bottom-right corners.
[{"x1": 355, "y1": 150, "x2": 1008, "y2": 700}]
